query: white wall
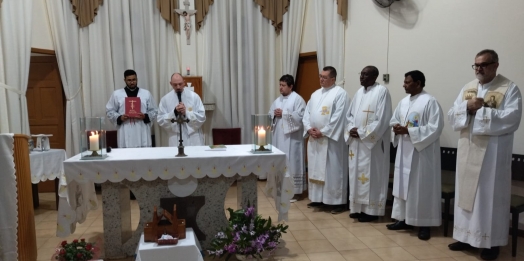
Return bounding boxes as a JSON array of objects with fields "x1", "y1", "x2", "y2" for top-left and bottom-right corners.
[{"x1": 301, "y1": 0, "x2": 524, "y2": 154}]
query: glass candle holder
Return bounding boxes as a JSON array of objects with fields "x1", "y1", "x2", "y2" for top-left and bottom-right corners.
[
  {"x1": 80, "y1": 117, "x2": 108, "y2": 160},
  {"x1": 251, "y1": 114, "x2": 272, "y2": 153}
]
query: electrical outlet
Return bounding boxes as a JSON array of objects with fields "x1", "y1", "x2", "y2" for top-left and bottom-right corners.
[{"x1": 383, "y1": 74, "x2": 390, "y2": 82}]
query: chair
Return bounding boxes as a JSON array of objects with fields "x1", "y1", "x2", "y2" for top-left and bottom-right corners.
[
  {"x1": 510, "y1": 194, "x2": 524, "y2": 257},
  {"x1": 441, "y1": 182, "x2": 455, "y2": 237},
  {"x1": 212, "y1": 128, "x2": 241, "y2": 145}
]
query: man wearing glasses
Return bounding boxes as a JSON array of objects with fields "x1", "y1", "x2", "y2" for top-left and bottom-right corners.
[
  {"x1": 303, "y1": 66, "x2": 350, "y2": 214},
  {"x1": 448, "y1": 49, "x2": 522, "y2": 260},
  {"x1": 345, "y1": 66, "x2": 392, "y2": 222}
]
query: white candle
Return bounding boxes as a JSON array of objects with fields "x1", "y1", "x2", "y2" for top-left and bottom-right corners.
[
  {"x1": 257, "y1": 127, "x2": 266, "y2": 146},
  {"x1": 89, "y1": 131, "x2": 99, "y2": 151}
]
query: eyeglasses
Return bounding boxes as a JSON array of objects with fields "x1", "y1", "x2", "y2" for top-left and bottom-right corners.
[
  {"x1": 472, "y1": 62, "x2": 496, "y2": 70},
  {"x1": 319, "y1": 75, "x2": 333, "y2": 80}
]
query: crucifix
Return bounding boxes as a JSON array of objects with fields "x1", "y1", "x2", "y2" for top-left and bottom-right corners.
[
  {"x1": 129, "y1": 100, "x2": 136, "y2": 110},
  {"x1": 174, "y1": 0, "x2": 197, "y2": 45},
  {"x1": 362, "y1": 105, "x2": 374, "y2": 126},
  {"x1": 172, "y1": 114, "x2": 190, "y2": 157}
]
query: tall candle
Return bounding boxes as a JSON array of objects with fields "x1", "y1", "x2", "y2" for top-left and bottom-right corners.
[
  {"x1": 89, "y1": 131, "x2": 99, "y2": 151},
  {"x1": 257, "y1": 127, "x2": 266, "y2": 146}
]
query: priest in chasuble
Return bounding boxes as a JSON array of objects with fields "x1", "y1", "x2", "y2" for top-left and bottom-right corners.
[
  {"x1": 345, "y1": 66, "x2": 392, "y2": 222},
  {"x1": 448, "y1": 49, "x2": 522, "y2": 260},
  {"x1": 158, "y1": 73, "x2": 206, "y2": 146},
  {"x1": 387, "y1": 70, "x2": 444, "y2": 240},
  {"x1": 269, "y1": 74, "x2": 307, "y2": 199},
  {"x1": 106, "y1": 70, "x2": 158, "y2": 148},
  {"x1": 303, "y1": 66, "x2": 350, "y2": 214}
]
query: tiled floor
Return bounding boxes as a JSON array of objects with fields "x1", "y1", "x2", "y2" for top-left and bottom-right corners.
[{"x1": 34, "y1": 181, "x2": 524, "y2": 261}]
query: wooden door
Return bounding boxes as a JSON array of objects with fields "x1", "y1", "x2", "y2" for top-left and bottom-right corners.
[
  {"x1": 27, "y1": 55, "x2": 65, "y2": 192},
  {"x1": 295, "y1": 52, "x2": 319, "y2": 103}
]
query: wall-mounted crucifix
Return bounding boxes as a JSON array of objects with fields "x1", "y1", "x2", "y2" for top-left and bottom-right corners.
[{"x1": 174, "y1": 0, "x2": 197, "y2": 45}]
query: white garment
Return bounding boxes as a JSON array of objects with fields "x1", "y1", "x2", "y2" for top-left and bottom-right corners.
[
  {"x1": 158, "y1": 89, "x2": 206, "y2": 146},
  {"x1": 0, "y1": 134, "x2": 17, "y2": 261},
  {"x1": 390, "y1": 91, "x2": 444, "y2": 226},
  {"x1": 346, "y1": 83, "x2": 392, "y2": 216},
  {"x1": 269, "y1": 91, "x2": 307, "y2": 194},
  {"x1": 448, "y1": 74, "x2": 522, "y2": 248},
  {"x1": 303, "y1": 85, "x2": 350, "y2": 205},
  {"x1": 106, "y1": 88, "x2": 158, "y2": 148}
]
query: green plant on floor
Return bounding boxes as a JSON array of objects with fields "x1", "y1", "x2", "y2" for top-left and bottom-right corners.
[{"x1": 55, "y1": 238, "x2": 95, "y2": 261}]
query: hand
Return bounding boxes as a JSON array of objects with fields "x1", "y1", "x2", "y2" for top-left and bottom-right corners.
[
  {"x1": 176, "y1": 102, "x2": 186, "y2": 115},
  {"x1": 467, "y1": 97, "x2": 484, "y2": 115},
  {"x1": 349, "y1": 127, "x2": 359, "y2": 138},
  {"x1": 135, "y1": 113, "x2": 145, "y2": 120},
  {"x1": 274, "y1": 108, "x2": 282, "y2": 118},
  {"x1": 121, "y1": 115, "x2": 129, "y2": 122},
  {"x1": 392, "y1": 124, "x2": 409, "y2": 135},
  {"x1": 308, "y1": 128, "x2": 323, "y2": 138}
]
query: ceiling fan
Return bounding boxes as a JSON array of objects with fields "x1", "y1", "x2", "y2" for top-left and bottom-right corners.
[{"x1": 373, "y1": 0, "x2": 400, "y2": 8}]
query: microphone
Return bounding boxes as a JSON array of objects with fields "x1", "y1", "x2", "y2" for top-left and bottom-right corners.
[{"x1": 176, "y1": 91, "x2": 182, "y2": 103}]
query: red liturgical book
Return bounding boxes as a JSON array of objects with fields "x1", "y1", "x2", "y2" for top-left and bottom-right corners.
[{"x1": 125, "y1": 97, "x2": 141, "y2": 118}]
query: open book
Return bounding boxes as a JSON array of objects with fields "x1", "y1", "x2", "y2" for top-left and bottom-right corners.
[{"x1": 206, "y1": 145, "x2": 227, "y2": 151}]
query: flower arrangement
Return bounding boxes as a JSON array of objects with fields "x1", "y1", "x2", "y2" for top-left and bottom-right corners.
[
  {"x1": 208, "y1": 205, "x2": 288, "y2": 260},
  {"x1": 55, "y1": 238, "x2": 95, "y2": 261}
]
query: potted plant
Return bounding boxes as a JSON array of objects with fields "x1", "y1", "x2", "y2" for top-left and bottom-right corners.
[
  {"x1": 54, "y1": 238, "x2": 97, "y2": 261},
  {"x1": 208, "y1": 205, "x2": 288, "y2": 260}
]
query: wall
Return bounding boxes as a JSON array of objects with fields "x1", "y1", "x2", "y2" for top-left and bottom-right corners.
[{"x1": 301, "y1": 0, "x2": 524, "y2": 154}]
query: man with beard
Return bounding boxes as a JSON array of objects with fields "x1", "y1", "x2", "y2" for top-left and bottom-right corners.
[{"x1": 448, "y1": 49, "x2": 522, "y2": 260}]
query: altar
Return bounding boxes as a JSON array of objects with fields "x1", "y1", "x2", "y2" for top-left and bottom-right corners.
[{"x1": 58, "y1": 145, "x2": 292, "y2": 259}]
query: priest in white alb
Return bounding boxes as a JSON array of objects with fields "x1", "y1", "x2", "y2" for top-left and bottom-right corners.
[
  {"x1": 346, "y1": 66, "x2": 392, "y2": 222},
  {"x1": 269, "y1": 74, "x2": 307, "y2": 200},
  {"x1": 157, "y1": 73, "x2": 206, "y2": 146},
  {"x1": 106, "y1": 70, "x2": 158, "y2": 148},
  {"x1": 303, "y1": 66, "x2": 350, "y2": 214},
  {"x1": 387, "y1": 70, "x2": 444, "y2": 240},
  {"x1": 447, "y1": 49, "x2": 522, "y2": 260}
]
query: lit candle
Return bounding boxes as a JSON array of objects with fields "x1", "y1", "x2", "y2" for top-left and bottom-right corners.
[
  {"x1": 186, "y1": 66, "x2": 190, "y2": 75},
  {"x1": 89, "y1": 131, "x2": 99, "y2": 151},
  {"x1": 257, "y1": 127, "x2": 266, "y2": 146}
]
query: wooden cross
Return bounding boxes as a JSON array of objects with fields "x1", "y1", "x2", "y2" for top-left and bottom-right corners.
[
  {"x1": 362, "y1": 105, "x2": 374, "y2": 126},
  {"x1": 358, "y1": 173, "x2": 369, "y2": 184},
  {"x1": 174, "y1": 0, "x2": 197, "y2": 45}
]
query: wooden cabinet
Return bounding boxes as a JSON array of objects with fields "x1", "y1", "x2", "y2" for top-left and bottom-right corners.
[{"x1": 183, "y1": 76, "x2": 203, "y2": 100}]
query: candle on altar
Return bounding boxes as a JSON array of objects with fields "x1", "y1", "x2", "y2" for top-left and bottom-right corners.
[
  {"x1": 89, "y1": 131, "x2": 99, "y2": 151},
  {"x1": 186, "y1": 66, "x2": 190, "y2": 75},
  {"x1": 257, "y1": 127, "x2": 266, "y2": 146}
]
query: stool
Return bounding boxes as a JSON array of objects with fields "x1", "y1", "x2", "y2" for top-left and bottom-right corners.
[
  {"x1": 441, "y1": 182, "x2": 455, "y2": 237},
  {"x1": 510, "y1": 194, "x2": 524, "y2": 257}
]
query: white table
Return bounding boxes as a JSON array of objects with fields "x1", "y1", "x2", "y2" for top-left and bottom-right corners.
[
  {"x1": 29, "y1": 149, "x2": 66, "y2": 208},
  {"x1": 58, "y1": 145, "x2": 293, "y2": 259},
  {"x1": 135, "y1": 228, "x2": 203, "y2": 261}
]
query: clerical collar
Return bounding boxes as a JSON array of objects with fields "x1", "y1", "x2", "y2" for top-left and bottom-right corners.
[{"x1": 125, "y1": 86, "x2": 138, "y2": 92}]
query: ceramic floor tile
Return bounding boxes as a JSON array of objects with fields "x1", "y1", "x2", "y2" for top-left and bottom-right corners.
[
  {"x1": 277, "y1": 253, "x2": 311, "y2": 260},
  {"x1": 273, "y1": 241, "x2": 306, "y2": 256},
  {"x1": 371, "y1": 246, "x2": 418, "y2": 261},
  {"x1": 358, "y1": 235, "x2": 399, "y2": 248},
  {"x1": 287, "y1": 212, "x2": 309, "y2": 221},
  {"x1": 387, "y1": 233, "x2": 431, "y2": 246},
  {"x1": 338, "y1": 249, "x2": 383, "y2": 261},
  {"x1": 285, "y1": 221, "x2": 318, "y2": 231},
  {"x1": 297, "y1": 239, "x2": 337, "y2": 254},
  {"x1": 403, "y1": 245, "x2": 452, "y2": 259},
  {"x1": 306, "y1": 212, "x2": 336, "y2": 221},
  {"x1": 431, "y1": 243, "x2": 469, "y2": 257},
  {"x1": 310, "y1": 219, "x2": 343, "y2": 229},
  {"x1": 318, "y1": 227, "x2": 354, "y2": 240},
  {"x1": 307, "y1": 251, "x2": 346, "y2": 261},
  {"x1": 327, "y1": 237, "x2": 368, "y2": 251},
  {"x1": 291, "y1": 229, "x2": 326, "y2": 241},
  {"x1": 348, "y1": 226, "x2": 384, "y2": 237}
]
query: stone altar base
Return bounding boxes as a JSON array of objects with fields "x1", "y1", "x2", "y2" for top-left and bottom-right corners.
[{"x1": 101, "y1": 174, "x2": 258, "y2": 259}]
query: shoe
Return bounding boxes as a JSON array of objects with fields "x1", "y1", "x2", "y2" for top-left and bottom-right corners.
[
  {"x1": 357, "y1": 213, "x2": 379, "y2": 222},
  {"x1": 330, "y1": 206, "x2": 347, "y2": 214},
  {"x1": 386, "y1": 220, "x2": 412, "y2": 230},
  {"x1": 480, "y1": 247, "x2": 499, "y2": 260},
  {"x1": 289, "y1": 199, "x2": 297, "y2": 203},
  {"x1": 307, "y1": 202, "x2": 324, "y2": 208},
  {"x1": 417, "y1": 227, "x2": 431, "y2": 240},
  {"x1": 448, "y1": 241, "x2": 472, "y2": 251},
  {"x1": 349, "y1": 212, "x2": 361, "y2": 219}
]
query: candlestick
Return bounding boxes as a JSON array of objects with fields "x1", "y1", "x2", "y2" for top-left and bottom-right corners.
[
  {"x1": 89, "y1": 131, "x2": 99, "y2": 151},
  {"x1": 257, "y1": 127, "x2": 266, "y2": 146}
]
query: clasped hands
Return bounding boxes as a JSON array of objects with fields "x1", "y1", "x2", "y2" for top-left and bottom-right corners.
[
  {"x1": 308, "y1": 128, "x2": 323, "y2": 139},
  {"x1": 392, "y1": 124, "x2": 409, "y2": 135},
  {"x1": 175, "y1": 102, "x2": 186, "y2": 115},
  {"x1": 121, "y1": 113, "x2": 145, "y2": 122},
  {"x1": 273, "y1": 108, "x2": 283, "y2": 118},
  {"x1": 467, "y1": 97, "x2": 484, "y2": 115}
]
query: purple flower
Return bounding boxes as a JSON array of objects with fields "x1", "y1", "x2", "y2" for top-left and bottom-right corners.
[
  {"x1": 268, "y1": 241, "x2": 278, "y2": 248},
  {"x1": 225, "y1": 244, "x2": 237, "y2": 253},
  {"x1": 244, "y1": 207, "x2": 255, "y2": 217},
  {"x1": 234, "y1": 232, "x2": 241, "y2": 241}
]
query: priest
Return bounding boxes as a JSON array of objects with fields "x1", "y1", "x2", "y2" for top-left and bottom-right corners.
[
  {"x1": 346, "y1": 66, "x2": 392, "y2": 222},
  {"x1": 387, "y1": 70, "x2": 444, "y2": 240},
  {"x1": 303, "y1": 66, "x2": 350, "y2": 214},
  {"x1": 269, "y1": 74, "x2": 307, "y2": 201},
  {"x1": 106, "y1": 70, "x2": 158, "y2": 148},
  {"x1": 157, "y1": 73, "x2": 206, "y2": 146},
  {"x1": 447, "y1": 49, "x2": 522, "y2": 260}
]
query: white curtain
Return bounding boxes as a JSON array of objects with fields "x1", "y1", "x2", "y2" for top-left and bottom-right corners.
[
  {"x1": 202, "y1": 0, "x2": 280, "y2": 143},
  {"x1": 0, "y1": 0, "x2": 32, "y2": 134},
  {"x1": 280, "y1": 0, "x2": 306, "y2": 77},
  {"x1": 46, "y1": 0, "x2": 180, "y2": 153},
  {"x1": 315, "y1": 0, "x2": 345, "y2": 86}
]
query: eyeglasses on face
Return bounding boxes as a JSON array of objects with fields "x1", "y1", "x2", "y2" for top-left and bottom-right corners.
[
  {"x1": 472, "y1": 62, "x2": 496, "y2": 70},
  {"x1": 319, "y1": 74, "x2": 333, "y2": 80}
]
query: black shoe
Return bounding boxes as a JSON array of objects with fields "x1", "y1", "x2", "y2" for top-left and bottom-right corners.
[
  {"x1": 417, "y1": 227, "x2": 431, "y2": 240},
  {"x1": 448, "y1": 241, "x2": 472, "y2": 251},
  {"x1": 357, "y1": 213, "x2": 379, "y2": 222},
  {"x1": 330, "y1": 205, "x2": 347, "y2": 214},
  {"x1": 386, "y1": 220, "x2": 412, "y2": 230},
  {"x1": 349, "y1": 212, "x2": 361, "y2": 219},
  {"x1": 307, "y1": 202, "x2": 324, "y2": 208},
  {"x1": 480, "y1": 247, "x2": 499, "y2": 260}
]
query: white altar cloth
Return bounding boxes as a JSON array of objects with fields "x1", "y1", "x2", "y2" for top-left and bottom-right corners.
[
  {"x1": 135, "y1": 228, "x2": 203, "y2": 261},
  {"x1": 0, "y1": 134, "x2": 18, "y2": 260},
  {"x1": 58, "y1": 145, "x2": 293, "y2": 237},
  {"x1": 29, "y1": 149, "x2": 66, "y2": 183}
]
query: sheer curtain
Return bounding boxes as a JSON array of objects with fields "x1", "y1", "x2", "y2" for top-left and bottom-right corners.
[
  {"x1": 315, "y1": 0, "x2": 345, "y2": 86},
  {"x1": 0, "y1": 0, "x2": 32, "y2": 134},
  {"x1": 46, "y1": 0, "x2": 180, "y2": 153},
  {"x1": 280, "y1": 0, "x2": 306, "y2": 76}
]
